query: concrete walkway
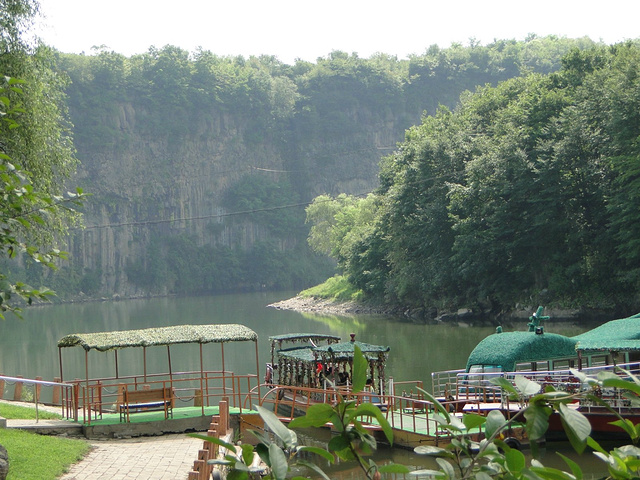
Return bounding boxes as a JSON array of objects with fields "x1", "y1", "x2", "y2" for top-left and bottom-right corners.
[
  {"x1": 59, "y1": 434, "x2": 203, "y2": 480},
  {"x1": 0, "y1": 399, "x2": 204, "y2": 479}
]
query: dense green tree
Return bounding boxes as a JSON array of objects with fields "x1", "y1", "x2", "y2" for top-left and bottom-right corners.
[
  {"x1": 0, "y1": 0, "x2": 83, "y2": 317},
  {"x1": 41, "y1": 35, "x2": 608, "y2": 301},
  {"x1": 309, "y1": 42, "x2": 640, "y2": 313}
]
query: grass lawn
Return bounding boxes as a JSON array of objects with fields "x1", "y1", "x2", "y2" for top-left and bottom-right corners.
[
  {"x1": 0, "y1": 429, "x2": 89, "y2": 480},
  {"x1": 0, "y1": 403, "x2": 90, "y2": 479},
  {"x1": 0, "y1": 403, "x2": 62, "y2": 420}
]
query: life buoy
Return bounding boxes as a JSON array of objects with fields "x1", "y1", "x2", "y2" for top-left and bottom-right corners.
[{"x1": 504, "y1": 437, "x2": 522, "y2": 450}]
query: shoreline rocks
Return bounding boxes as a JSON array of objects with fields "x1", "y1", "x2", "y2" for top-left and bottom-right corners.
[{"x1": 268, "y1": 295, "x2": 621, "y2": 326}]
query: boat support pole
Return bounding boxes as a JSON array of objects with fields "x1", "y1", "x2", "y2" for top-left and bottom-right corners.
[{"x1": 200, "y1": 343, "x2": 205, "y2": 416}]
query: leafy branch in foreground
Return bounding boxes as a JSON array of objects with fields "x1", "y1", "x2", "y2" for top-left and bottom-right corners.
[
  {"x1": 0, "y1": 75, "x2": 86, "y2": 318},
  {"x1": 194, "y1": 352, "x2": 640, "y2": 479},
  {"x1": 193, "y1": 345, "x2": 409, "y2": 480},
  {"x1": 415, "y1": 368, "x2": 640, "y2": 479}
]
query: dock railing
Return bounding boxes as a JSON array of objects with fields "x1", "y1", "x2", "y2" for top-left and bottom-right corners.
[
  {"x1": 256, "y1": 382, "x2": 484, "y2": 446},
  {"x1": 0, "y1": 375, "x2": 75, "y2": 421},
  {"x1": 69, "y1": 370, "x2": 260, "y2": 424}
]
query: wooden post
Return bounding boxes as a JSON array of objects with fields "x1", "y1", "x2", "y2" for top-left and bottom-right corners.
[
  {"x1": 219, "y1": 399, "x2": 229, "y2": 435},
  {"x1": 13, "y1": 375, "x2": 23, "y2": 401},
  {"x1": 52, "y1": 377, "x2": 61, "y2": 405},
  {"x1": 194, "y1": 389, "x2": 202, "y2": 407},
  {"x1": 116, "y1": 385, "x2": 125, "y2": 413},
  {"x1": 35, "y1": 376, "x2": 42, "y2": 404}
]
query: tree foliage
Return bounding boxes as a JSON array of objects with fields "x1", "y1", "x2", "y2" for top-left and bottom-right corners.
[
  {"x1": 306, "y1": 42, "x2": 640, "y2": 313},
  {"x1": 38, "y1": 36, "x2": 604, "y2": 299},
  {"x1": 0, "y1": 0, "x2": 83, "y2": 317}
]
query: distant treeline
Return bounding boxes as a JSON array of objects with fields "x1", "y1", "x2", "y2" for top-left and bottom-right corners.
[
  {"x1": 56, "y1": 35, "x2": 596, "y2": 165},
  {"x1": 15, "y1": 35, "x2": 629, "y2": 304},
  {"x1": 306, "y1": 42, "x2": 640, "y2": 315}
]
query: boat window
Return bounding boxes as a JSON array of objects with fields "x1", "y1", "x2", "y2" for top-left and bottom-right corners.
[
  {"x1": 590, "y1": 355, "x2": 609, "y2": 367},
  {"x1": 467, "y1": 365, "x2": 502, "y2": 378},
  {"x1": 550, "y1": 359, "x2": 575, "y2": 371}
]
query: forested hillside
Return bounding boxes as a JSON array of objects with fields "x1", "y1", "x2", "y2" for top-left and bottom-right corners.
[
  {"x1": 307, "y1": 42, "x2": 640, "y2": 318},
  {"x1": 7, "y1": 36, "x2": 600, "y2": 301}
]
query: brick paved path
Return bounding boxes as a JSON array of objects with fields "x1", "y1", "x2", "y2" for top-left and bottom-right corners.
[{"x1": 59, "y1": 434, "x2": 202, "y2": 480}]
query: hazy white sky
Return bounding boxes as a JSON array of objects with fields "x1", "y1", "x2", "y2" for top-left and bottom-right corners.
[{"x1": 37, "y1": 0, "x2": 639, "y2": 64}]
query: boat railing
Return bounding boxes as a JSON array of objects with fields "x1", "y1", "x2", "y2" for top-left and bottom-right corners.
[
  {"x1": 70, "y1": 370, "x2": 260, "y2": 424},
  {"x1": 431, "y1": 369, "x2": 465, "y2": 398},
  {"x1": 257, "y1": 383, "x2": 491, "y2": 445},
  {"x1": 448, "y1": 362, "x2": 640, "y2": 413}
]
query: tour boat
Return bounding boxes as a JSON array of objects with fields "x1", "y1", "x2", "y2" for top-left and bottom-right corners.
[{"x1": 431, "y1": 307, "x2": 640, "y2": 439}]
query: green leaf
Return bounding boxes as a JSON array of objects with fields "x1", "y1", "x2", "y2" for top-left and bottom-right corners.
[
  {"x1": 599, "y1": 372, "x2": 640, "y2": 396},
  {"x1": 268, "y1": 443, "x2": 289, "y2": 480},
  {"x1": 610, "y1": 419, "x2": 638, "y2": 441},
  {"x1": 188, "y1": 433, "x2": 236, "y2": 452},
  {"x1": 328, "y1": 434, "x2": 351, "y2": 454},
  {"x1": 462, "y1": 413, "x2": 487, "y2": 431},
  {"x1": 256, "y1": 405, "x2": 297, "y2": 448},
  {"x1": 417, "y1": 386, "x2": 451, "y2": 423},
  {"x1": 515, "y1": 375, "x2": 541, "y2": 396},
  {"x1": 240, "y1": 443, "x2": 254, "y2": 466},
  {"x1": 408, "y1": 469, "x2": 446, "y2": 477},
  {"x1": 490, "y1": 376, "x2": 520, "y2": 398},
  {"x1": 294, "y1": 460, "x2": 331, "y2": 480},
  {"x1": 523, "y1": 403, "x2": 551, "y2": 441},
  {"x1": 505, "y1": 448, "x2": 526, "y2": 473},
  {"x1": 414, "y1": 445, "x2": 450, "y2": 456},
  {"x1": 352, "y1": 344, "x2": 367, "y2": 393},
  {"x1": 558, "y1": 403, "x2": 591, "y2": 454},
  {"x1": 255, "y1": 443, "x2": 270, "y2": 465},
  {"x1": 528, "y1": 465, "x2": 577, "y2": 480},
  {"x1": 295, "y1": 446, "x2": 335, "y2": 463},
  {"x1": 227, "y1": 469, "x2": 249, "y2": 480},
  {"x1": 347, "y1": 403, "x2": 393, "y2": 445},
  {"x1": 289, "y1": 403, "x2": 334, "y2": 428},
  {"x1": 484, "y1": 409, "x2": 506, "y2": 439},
  {"x1": 436, "y1": 457, "x2": 455, "y2": 478},
  {"x1": 556, "y1": 451, "x2": 583, "y2": 480}
]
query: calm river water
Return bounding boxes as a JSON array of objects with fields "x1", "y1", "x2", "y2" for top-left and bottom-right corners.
[{"x1": 3, "y1": 291, "x2": 607, "y2": 477}]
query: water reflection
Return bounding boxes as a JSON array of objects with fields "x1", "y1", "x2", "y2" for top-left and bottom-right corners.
[
  {"x1": 2, "y1": 293, "x2": 608, "y2": 477},
  {"x1": 7, "y1": 292, "x2": 589, "y2": 389}
]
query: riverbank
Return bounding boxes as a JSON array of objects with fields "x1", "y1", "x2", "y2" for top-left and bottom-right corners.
[
  {"x1": 268, "y1": 295, "x2": 404, "y2": 317},
  {"x1": 268, "y1": 294, "x2": 620, "y2": 325}
]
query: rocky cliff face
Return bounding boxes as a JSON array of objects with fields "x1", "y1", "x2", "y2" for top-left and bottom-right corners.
[{"x1": 63, "y1": 99, "x2": 412, "y2": 298}]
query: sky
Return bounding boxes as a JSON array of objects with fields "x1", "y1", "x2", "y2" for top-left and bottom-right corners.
[{"x1": 36, "y1": 0, "x2": 640, "y2": 64}]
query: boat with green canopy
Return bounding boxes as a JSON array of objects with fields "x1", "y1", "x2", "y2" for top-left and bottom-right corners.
[
  {"x1": 268, "y1": 333, "x2": 389, "y2": 395},
  {"x1": 431, "y1": 307, "x2": 640, "y2": 438}
]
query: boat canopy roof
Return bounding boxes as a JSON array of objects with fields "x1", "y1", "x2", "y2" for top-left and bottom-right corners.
[
  {"x1": 465, "y1": 331, "x2": 578, "y2": 372},
  {"x1": 314, "y1": 340, "x2": 390, "y2": 361},
  {"x1": 58, "y1": 324, "x2": 258, "y2": 352},
  {"x1": 275, "y1": 346, "x2": 318, "y2": 363},
  {"x1": 269, "y1": 333, "x2": 341, "y2": 345},
  {"x1": 574, "y1": 313, "x2": 640, "y2": 353},
  {"x1": 274, "y1": 341, "x2": 390, "y2": 363}
]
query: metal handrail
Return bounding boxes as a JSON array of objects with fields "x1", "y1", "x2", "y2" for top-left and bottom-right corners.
[{"x1": 0, "y1": 375, "x2": 75, "y2": 422}]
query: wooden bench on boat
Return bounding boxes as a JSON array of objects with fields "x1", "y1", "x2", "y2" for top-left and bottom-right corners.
[{"x1": 119, "y1": 386, "x2": 174, "y2": 422}]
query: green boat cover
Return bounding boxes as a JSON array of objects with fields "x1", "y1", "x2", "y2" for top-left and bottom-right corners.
[
  {"x1": 574, "y1": 313, "x2": 640, "y2": 353},
  {"x1": 58, "y1": 324, "x2": 258, "y2": 352},
  {"x1": 465, "y1": 331, "x2": 579, "y2": 372},
  {"x1": 466, "y1": 311, "x2": 640, "y2": 372}
]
